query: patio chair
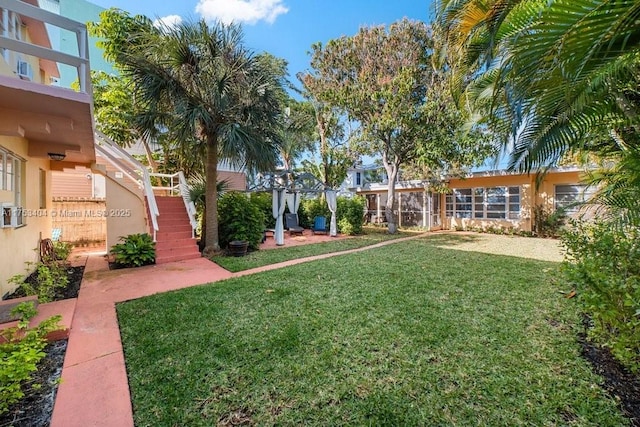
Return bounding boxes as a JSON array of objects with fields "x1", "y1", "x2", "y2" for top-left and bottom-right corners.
[
  {"x1": 311, "y1": 216, "x2": 328, "y2": 235},
  {"x1": 285, "y1": 213, "x2": 304, "y2": 235}
]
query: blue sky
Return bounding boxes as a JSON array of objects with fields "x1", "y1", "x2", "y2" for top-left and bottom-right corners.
[{"x1": 89, "y1": 0, "x2": 432, "y2": 84}]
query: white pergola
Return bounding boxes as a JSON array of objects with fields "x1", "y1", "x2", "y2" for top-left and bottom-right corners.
[{"x1": 250, "y1": 170, "x2": 337, "y2": 245}]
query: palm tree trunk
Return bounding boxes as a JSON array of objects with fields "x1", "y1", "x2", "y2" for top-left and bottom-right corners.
[{"x1": 204, "y1": 134, "x2": 220, "y2": 253}]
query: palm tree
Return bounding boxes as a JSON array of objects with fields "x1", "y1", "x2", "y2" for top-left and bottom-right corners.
[
  {"x1": 114, "y1": 19, "x2": 284, "y2": 253},
  {"x1": 435, "y1": 0, "x2": 640, "y2": 171}
]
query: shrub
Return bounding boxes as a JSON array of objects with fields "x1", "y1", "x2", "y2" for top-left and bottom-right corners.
[
  {"x1": 9, "y1": 262, "x2": 69, "y2": 303},
  {"x1": 301, "y1": 198, "x2": 330, "y2": 228},
  {"x1": 53, "y1": 241, "x2": 72, "y2": 261},
  {"x1": 218, "y1": 192, "x2": 265, "y2": 250},
  {"x1": 562, "y1": 220, "x2": 640, "y2": 372},
  {"x1": 336, "y1": 196, "x2": 365, "y2": 235},
  {"x1": 533, "y1": 204, "x2": 566, "y2": 237},
  {"x1": 250, "y1": 192, "x2": 275, "y2": 229},
  {"x1": 0, "y1": 302, "x2": 61, "y2": 415},
  {"x1": 110, "y1": 233, "x2": 156, "y2": 268}
]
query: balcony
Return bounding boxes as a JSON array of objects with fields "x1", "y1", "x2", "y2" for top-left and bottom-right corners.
[{"x1": 0, "y1": 0, "x2": 94, "y2": 165}]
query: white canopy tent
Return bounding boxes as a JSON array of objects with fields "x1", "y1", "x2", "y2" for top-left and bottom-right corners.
[
  {"x1": 272, "y1": 188, "x2": 287, "y2": 246},
  {"x1": 252, "y1": 170, "x2": 337, "y2": 244}
]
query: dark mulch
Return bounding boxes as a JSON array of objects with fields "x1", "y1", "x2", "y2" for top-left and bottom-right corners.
[
  {"x1": 0, "y1": 340, "x2": 67, "y2": 427},
  {"x1": 6, "y1": 265, "x2": 84, "y2": 301},
  {"x1": 579, "y1": 334, "x2": 640, "y2": 426},
  {"x1": 1, "y1": 264, "x2": 83, "y2": 426}
]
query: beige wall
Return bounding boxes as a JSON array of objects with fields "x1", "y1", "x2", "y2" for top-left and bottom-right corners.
[
  {"x1": 444, "y1": 174, "x2": 534, "y2": 232},
  {"x1": 105, "y1": 175, "x2": 147, "y2": 250},
  {"x1": 442, "y1": 170, "x2": 585, "y2": 232},
  {"x1": 0, "y1": 136, "x2": 52, "y2": 297}
]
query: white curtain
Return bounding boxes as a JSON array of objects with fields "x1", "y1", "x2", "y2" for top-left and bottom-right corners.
[
  {"x1": 285, "y1": 190, "x2": 301, "y2": 213},
  {"x1": 272, "y1": 189, "x2": 287, "y2": 245},
  {"x1": 326, "y1": 190, "x2": 338, "y2": 237}
]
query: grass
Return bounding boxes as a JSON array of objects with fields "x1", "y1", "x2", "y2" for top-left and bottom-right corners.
[
  {"x1": 211, "y1": 226, "x2": 415, "y2": 272},
  {"x1": 117, "y1": 238, "x2": 627, "y2": 426}
]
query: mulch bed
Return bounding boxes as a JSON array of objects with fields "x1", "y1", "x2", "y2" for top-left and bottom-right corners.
[
  {"x1": 579, "y1": 335, "x2": 640, "y2": 426},
  {"x1": 0, "y1": 340, "x2": 67, "y2": 427},
  {"x1": 6, "y1": 265, "x2": 84, "y2": 301},
  {"x1": 1, "y1": 263, "x2": 83, "y2": 427}
]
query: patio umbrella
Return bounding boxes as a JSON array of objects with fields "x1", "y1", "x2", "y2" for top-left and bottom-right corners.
[
  {"x1": 326, "y1": 190, "x2": 337, "y2": 237},
  {"x1": 285, "y1": 190, "x2": 301, "y2": 213},
  {"x1": 272, "y1": 189, "x2": 287, "y2": 245}
]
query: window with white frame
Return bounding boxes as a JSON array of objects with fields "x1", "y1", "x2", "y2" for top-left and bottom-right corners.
[
  {"x1": 447, "y1": 186, "x2": 520, "y2": 220},
  {"x1": 554, "y1": 184, "x2": 595, "y2": 213},
  {"x1": 0, "y1": 146, "x2": 25, "y2": 228}
]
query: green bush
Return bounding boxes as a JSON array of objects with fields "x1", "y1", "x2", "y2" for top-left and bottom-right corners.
[
  {"x1": 301, "y1": 198, "x2": 330, "y2": 228},
  {"x1": 53, "y1": 241, "x2": 72, "y2": 261},
  {"x1": 533, "y1": 204, "x2": 566, "y2": 237},
  {"x1": 9, "y1": 262, "x2": 69, "y2": 303},
  {"x1": 110, "y1": 233, "x2": 156, "y2": 268},
  {"x1": 0, "y1": 302, "x2": 61, "y2": 415},
  {"x1": 562, "y1": 220, "x2": 640, "y2": 372},
  {"x1": 250, "y1": 192, "x2": 275, "y2": 229},
  {"x1": 218, "y1": 192, "x2": 265, "y2": 250},
  {"x1": 337, "y1": 196, "x2": 365, "y2": 235}
]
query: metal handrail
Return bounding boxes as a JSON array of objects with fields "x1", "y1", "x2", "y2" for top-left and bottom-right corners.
[
  {"x1": 178, "y1": 171, "x2": 198, "y2": 237},
  {"x1": 149, "y1": 171, "x2": 198, "y2": 238},
  {"x1": 94, "y1": 131, "x2": 160, "y2": 241}
]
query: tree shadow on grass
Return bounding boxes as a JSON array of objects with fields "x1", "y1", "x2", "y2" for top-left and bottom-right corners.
[{"x1": 421, "y1": 232, "x2": 483, "y2": 247}]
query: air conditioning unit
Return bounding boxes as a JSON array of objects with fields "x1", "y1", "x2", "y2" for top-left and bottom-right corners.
[
  {"x1": 16, "y1": 60, "x2": 33, "y2": 81},
  {"x1": 1, "y1": 204, "x2": 23, "y2": 228}
]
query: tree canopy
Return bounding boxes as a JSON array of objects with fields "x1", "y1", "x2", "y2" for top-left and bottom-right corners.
[
  {"x1": 92, "y1": 9, "x2": 286, "y2": 252},
  {"x1": 304, "y1": 18, "x2": 493, "y2": 232}
]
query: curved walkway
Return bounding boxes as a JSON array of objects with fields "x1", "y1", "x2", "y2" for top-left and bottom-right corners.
[{"x1": 50, "y1": 233, "x2": 426, "y2": 427}]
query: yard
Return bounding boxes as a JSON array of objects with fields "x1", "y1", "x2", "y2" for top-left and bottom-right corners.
[{"x1": 117, "y1": 234, "x2": 627, "y2": 426}]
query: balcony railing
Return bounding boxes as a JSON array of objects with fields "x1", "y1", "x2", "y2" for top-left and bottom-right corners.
[{"x1": 0, "y1": 0, "x2": 91, "y2": 95}]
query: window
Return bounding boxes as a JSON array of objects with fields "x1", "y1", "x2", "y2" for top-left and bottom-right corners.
[
  {"x1": 0, "y1": 146, "x2": 25, "y2": 227},
  {"x1": 447, "y1": 186, "x2": 520, "y2": 220},
  {"x1": 555, "y1": 184, "x2": 595, "y2": 213},
  {"x1": 356, "y1": 172, "x2": 362, "y2": 186}
]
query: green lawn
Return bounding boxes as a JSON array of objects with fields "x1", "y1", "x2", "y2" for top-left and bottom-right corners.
[
  {"x1": 211, "y1": 226, "x2": 415, "y2": 272},
  {"x1": 118, "y1": 238, "x2": 627, "y2": 426}
]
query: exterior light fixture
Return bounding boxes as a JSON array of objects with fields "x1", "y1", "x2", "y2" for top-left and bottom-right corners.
[{"x1": 47, "y1": 152, "x2": 66, "y2": 161}]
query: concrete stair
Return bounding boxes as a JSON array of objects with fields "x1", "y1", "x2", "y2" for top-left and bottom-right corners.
[{"x1": 150, "y1": 196, "x2": 201, "y2": 264}]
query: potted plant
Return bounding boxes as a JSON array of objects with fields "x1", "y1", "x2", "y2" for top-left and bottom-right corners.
[{"x1": 228, "y1": 239, "x2": 249, "y2": 256}]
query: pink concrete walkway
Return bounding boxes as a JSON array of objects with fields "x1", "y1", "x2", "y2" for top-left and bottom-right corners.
[{"x1": 50, "y1": 232, "x2": 426, "y2": 426}]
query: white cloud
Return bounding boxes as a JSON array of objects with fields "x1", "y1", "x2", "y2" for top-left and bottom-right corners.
[
  {"x1": 153, "y1": 15, "x2": 183, "y2": 30},
  {"x1": 195, "y1": 0, "x2": 289, "y2": 25}
]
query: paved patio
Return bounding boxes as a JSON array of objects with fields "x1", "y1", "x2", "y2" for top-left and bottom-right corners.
[{"x1": 49, "y1": 232, "x2": 426, "y2": 426}]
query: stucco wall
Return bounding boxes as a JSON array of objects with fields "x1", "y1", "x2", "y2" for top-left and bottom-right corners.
[
  {"x1": 105, "y1": 174, "x2": 147, "y2": 250},
  {"x1": 444, "y1": 174, "x2": 534, "y2": 232},
  {"x1": 0, "y1": 136, "x2": 52, "y2": 298}
]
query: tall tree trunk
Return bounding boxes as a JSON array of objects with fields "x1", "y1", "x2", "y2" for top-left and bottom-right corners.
[
  {"x1": 316, "y1": 109, "x2": 330, "y2": 187},
  {"x1": 383, "y1": 151, "x2": 399, "y2": 234},
  {"x1": 203, "y1": 135, "x2": 220, "y2": 254}
]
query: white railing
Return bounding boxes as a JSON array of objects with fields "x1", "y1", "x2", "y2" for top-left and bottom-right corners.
[
  {"x1": 94, "y1": 131, "x2": 160, "y2": 241},
  {"x1": 149, "y1": 171, "x2": 198, "y2": 238},
  {"x1": 0, "y1": 0, "x2": 91, "y2": 94}
]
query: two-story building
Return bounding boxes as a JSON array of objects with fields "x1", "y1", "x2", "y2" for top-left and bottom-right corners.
[{"x1": 0, "y1": 0, "x2": 95, "y2": 297}]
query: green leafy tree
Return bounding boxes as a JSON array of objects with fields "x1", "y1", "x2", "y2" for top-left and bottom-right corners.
[
  {"x1": 95, "y1": 13, "x2": 285, "y2": 253},
  {"x1": 305, "y1": 19, "x2": 490, "y2": 233}
]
